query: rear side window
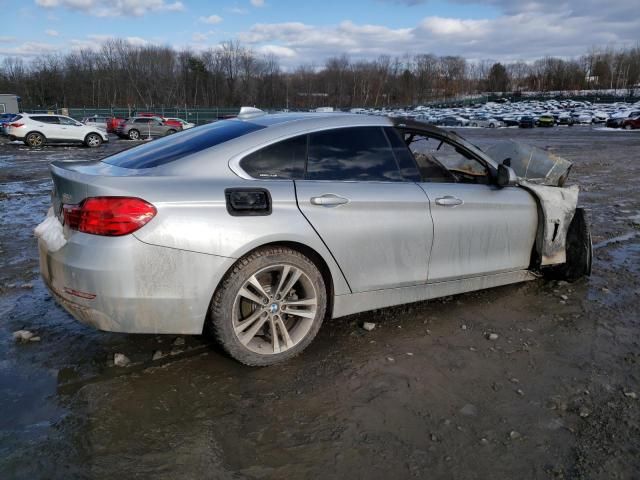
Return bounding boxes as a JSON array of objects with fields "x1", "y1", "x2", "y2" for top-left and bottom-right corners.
[
  {"x1": 102, "y1": 120, "x2": 265, "y2": 169},
  {"x1": 240, "y1": 135, "x2": 306, "y2": 179},
  {"x1": 306, "y1": 127, "x2": 402, "y2": 182},
  {"x1": 32, "y1": 116, "x2": 59, "y2": 124},
  {"x1": 384, "y1": 128, "x2": 421, "y2": 182},
  {"x1": 134, "y1": 118, "x2": 150, "y2": 124}
]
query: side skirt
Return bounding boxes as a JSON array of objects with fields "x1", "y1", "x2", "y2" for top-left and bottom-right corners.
[{"x1": 332, "y1": 270, "x2": 538, "y2": 318}]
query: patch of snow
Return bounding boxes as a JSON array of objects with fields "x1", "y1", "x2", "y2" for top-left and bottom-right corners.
[{"x1": 34, "y1": 207, "x2": 67, "y2": 252}]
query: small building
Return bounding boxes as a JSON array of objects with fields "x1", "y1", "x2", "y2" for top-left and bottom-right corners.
[{"x1": 0, "y1": 94, "x2": 20, "y2": 114}]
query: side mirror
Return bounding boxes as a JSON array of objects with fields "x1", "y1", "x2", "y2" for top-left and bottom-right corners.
[{"x1": 496, "y1": 163, "x2": 518, "y2": 187}]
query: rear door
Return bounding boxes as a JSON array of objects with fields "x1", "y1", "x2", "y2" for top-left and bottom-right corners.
[
  {"x1": 294, "y1": 126, "x2": 433, "y2": 293},
  {"x1": 31, "y1": 115, "x2": 64, "y2": 140},
  {"x1": 397, "y1": 128, "x2": 538, "y2": 282}
]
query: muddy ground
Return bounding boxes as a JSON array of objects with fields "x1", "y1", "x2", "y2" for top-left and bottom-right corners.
[{"x1": 0, "y1": 126, "x2": 638, "y2": 479}]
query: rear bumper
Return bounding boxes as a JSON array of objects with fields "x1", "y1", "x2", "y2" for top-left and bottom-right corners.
[{"x1": 39, "y1": 234, "x2": 235, "y2": 334}]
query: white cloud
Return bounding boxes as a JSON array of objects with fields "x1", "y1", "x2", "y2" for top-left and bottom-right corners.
[
  {"x1": 192, "y1": 32, "x2": 209, "y2": 42},
  {"x1": 227, "y1": 6, "x2": 248, "y2": 14},
  {"x1": 257, "y1": 44, "x2": 297, "y2": 58},
  {"x1": 250, "y1": 0, "x2": 265, "y2": 7},
  {"x1": 45, "y1": 29, "x2": 59, "y2": 37},
  {"x1": 35, "y1": 0, "x2": 185, "y2": 17},
  {"x1": 0, "y1": 41, "x2": 59, "y2": 56},
  {"x1": 238, "y1": 6, "x2": 640, "y2": 65},
  {"x1": 199, "y1": 14, "x2": 222, "y2": 24}
]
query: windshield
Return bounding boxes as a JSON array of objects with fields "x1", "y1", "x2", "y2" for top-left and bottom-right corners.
[{"x1": 102, "y1": 120, "x2": 265, "y2": 169}]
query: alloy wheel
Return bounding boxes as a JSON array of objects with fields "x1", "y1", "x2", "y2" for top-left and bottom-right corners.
[{"x1": 232, "y1": 264, "x2": 318, "y2": 355}]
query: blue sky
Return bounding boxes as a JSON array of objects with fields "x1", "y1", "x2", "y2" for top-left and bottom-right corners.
[{"x1": 1, "y1": 0, "x2": 638, "y2": 64}]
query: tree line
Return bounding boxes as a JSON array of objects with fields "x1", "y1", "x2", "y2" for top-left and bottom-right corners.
[{"x1": 1, "y1": 39, "x2": 639, "y2": 110}]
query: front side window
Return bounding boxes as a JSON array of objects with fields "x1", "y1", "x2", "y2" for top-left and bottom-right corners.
[
  {"x1": 306, "y1": 127, "x2": 402, "y2": 182},
  {"x1": 59, "y1": 116, "x2": 78, "y2": 125},
  {"x1": 402, "y1": 131, "x2": 489, "y2": 184},
  {"x1": 240, "y1": 135, "x2": 306, "y2": 179}
]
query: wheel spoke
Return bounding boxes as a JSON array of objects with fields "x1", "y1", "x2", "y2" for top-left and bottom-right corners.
[
  {"x1": 275, "y1": 317, "x2": 294, "y2": 349},
  {"x1": 279, "y1": 268, "x2": 302, "y2": 299},
  {"x1": 238, "y1": 286, "x2": 264, "y2": 306},
  {"x1": 273, "y1": 265, "x2": 291, "y2": 299},
  {"x1": 282, "y1": 298, "x2": 317, "y2": 307},
  {"x1": 234, "y1": 308, "x2": 264, "y2": 334},
  {"x1": 239, "y1": 314, "x2": 269, "y2": 345},
  {"x1": 246, "y1": 275, "x2": 271, "y2": 301},
  {"x1": 284, "y1": 308, "x2": 316, "y2": 319},
  {"x1": 270, "y1": 318, "x2": 281, "y2": 353}
]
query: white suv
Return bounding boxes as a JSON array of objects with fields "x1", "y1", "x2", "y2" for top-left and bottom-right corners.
[{"x1": 6, "y1": 113, "x2": 109, "y2": 148}]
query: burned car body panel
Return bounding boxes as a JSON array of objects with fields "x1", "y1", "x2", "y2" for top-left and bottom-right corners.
[{"x1": 484, "y1": 141, "x2": 572, "y2": 187}]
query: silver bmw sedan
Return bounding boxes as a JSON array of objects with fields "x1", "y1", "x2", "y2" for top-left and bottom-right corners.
[{"x1": 37, "y1": 112, "x2": 591, "y2": 365}]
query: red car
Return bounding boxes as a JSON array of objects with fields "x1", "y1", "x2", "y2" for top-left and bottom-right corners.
[
  {"x1": 136, "y1": 112, "x2": 183, "y2": 129},
  {"x1": 106, "y1": 116, "x2": 126, "y2": 134},
  {"x1": 622, "y1": 116, "x2": 640, "y2": 130}
]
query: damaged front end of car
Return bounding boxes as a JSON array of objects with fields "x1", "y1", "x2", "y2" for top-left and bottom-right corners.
[{"x1": 486, "y1": 141, "x2": 592, "y2": 280}]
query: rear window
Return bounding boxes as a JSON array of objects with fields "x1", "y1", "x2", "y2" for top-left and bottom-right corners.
[
  {"x1": 240, "y1": 135, "x2": 306, "y2": 179},
  {"x1": 102, "y1": 120, "x2": 265, "y2": 169},
  {"x1": 32, "y1": 116, "x2": 59, "y2": 124}
]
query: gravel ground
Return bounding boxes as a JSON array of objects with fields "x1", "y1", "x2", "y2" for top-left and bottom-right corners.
[{"x1": 0, "y1": 126, "x2": 639, "y2": 479}]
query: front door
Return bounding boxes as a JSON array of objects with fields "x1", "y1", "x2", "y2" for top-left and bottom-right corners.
[
  {"x1": 397, "y1": 127, "x2": 538, "y2": 282},
  {"x1": 295, "y1": 126, "x2": 433, "y2": 293}
]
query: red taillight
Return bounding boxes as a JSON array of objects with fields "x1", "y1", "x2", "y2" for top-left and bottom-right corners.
[
  {"x1": 63, "y1": 197, "x2": 156, "y2": 236},
  {"x1": 9, "y1": 122, "x2": 24, "y2": 127}
]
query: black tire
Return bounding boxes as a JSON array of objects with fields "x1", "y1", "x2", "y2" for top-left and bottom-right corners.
[
  {"x1": 25, "y1": 132, "x2": 45, "y2": 147},
  {"x1": 128, "y1": 129, "x2": 140, "y2": 140},
  {"x1": 471, "y1": 123, "x2": 478, "y2": 127},
  {"x1": 165, "y1": 129, "x2": 177, "y2": 135},
  {"x1": 545, "y1": 208, "x2": 592, "y2": 282},
  {"x1": 84, "y1": 133, "x2": 102, "y2": 148},
  {"x1": 209, "y1": 246, "x2": 327, "y2": 366}
]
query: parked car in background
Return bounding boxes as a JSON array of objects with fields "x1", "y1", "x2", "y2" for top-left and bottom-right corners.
[
  {"x1": 5, "y1": 113, "x2": 108, "y2": 147},
  {"x1": 622, "y1": 116, "x2": 640, "y2": 130},
  {"x1": 116, "y1": 116, "x2": 181, "y2": 140},
  {"x1": 501, "y1": 116, "x2": 520, "y2": 127},
  {"x1": 81, "y1": 116, "x2": 109, "y2": 131},
  {"x1": 606, "y1": 111, "x2": 640, "y2": 128},
  {"x1": 165, "y1": 117, "x2": 195, "y2": 129},
  {"x1": 106, "y1": 116, "x2": 126, "y2": 134},
  {"x1": 37, "y1": 113, "x2": 591, "y2": 366},
  {"x1": 438, "y1": 116, "x2": 469, "y2": 127},
  {"x1": 519, "y1": 116, "x2": 535, "y2": 128},
  {"x1": 0, "y1": 113, "x2": 18, "y2": 136},
  {"x1": 556, "y1": 114, "x2": 574, "y2": 126},
  {"x1": 469, "y1": 117, "x2": 501, "y2": 128},
  {"x1": 537, "y1": 115, "x2": 555, "y2": 127},
  {"x1": 135, "y1": 112, "x2": 184, "y2": 129}
]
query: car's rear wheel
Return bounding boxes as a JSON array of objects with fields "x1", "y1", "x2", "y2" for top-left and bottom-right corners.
[
  {"x1": 128, "y1": 129, "x2": 140, "y2": 140},
  {"x1": 84, "y1": 133, "x2": 102, "y2": 148},
  {"x1": 25, "y1": 132, "x2": 45, "y2": 147},
  {"x1": 210, "y1": 246, "x2": 327, "y2": 366},
  {"x1": 471, "y1": 122, "x2": 478, "y2": 127},
  {"x1": 165, "y1": 129, "x2": 176, "y2": 135}
]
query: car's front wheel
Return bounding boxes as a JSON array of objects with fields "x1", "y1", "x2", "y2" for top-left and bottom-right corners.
[
  {"x1": 624, "y1": 124, "x2": 633, "y2": 130},
  {"x1": 25, "y1": 132, "x2": 45, "y2": 147},
  {"x1": 210, "y1": 246, "x2": 327, "y2": 366},
  {"x1": 84, "y1": 133, "x2": 102, "y2": 148},
  {"x1": 165, "y1": 129, "x2": 177, "y2": 135}
]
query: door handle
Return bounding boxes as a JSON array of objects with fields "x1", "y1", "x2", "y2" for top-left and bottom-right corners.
[
  {"x1": 435, "y1": 196, "x2": 463, "y2": 207},
  {"x1": 310, "y1": 194, "x2": 349, "y2": 206}
]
